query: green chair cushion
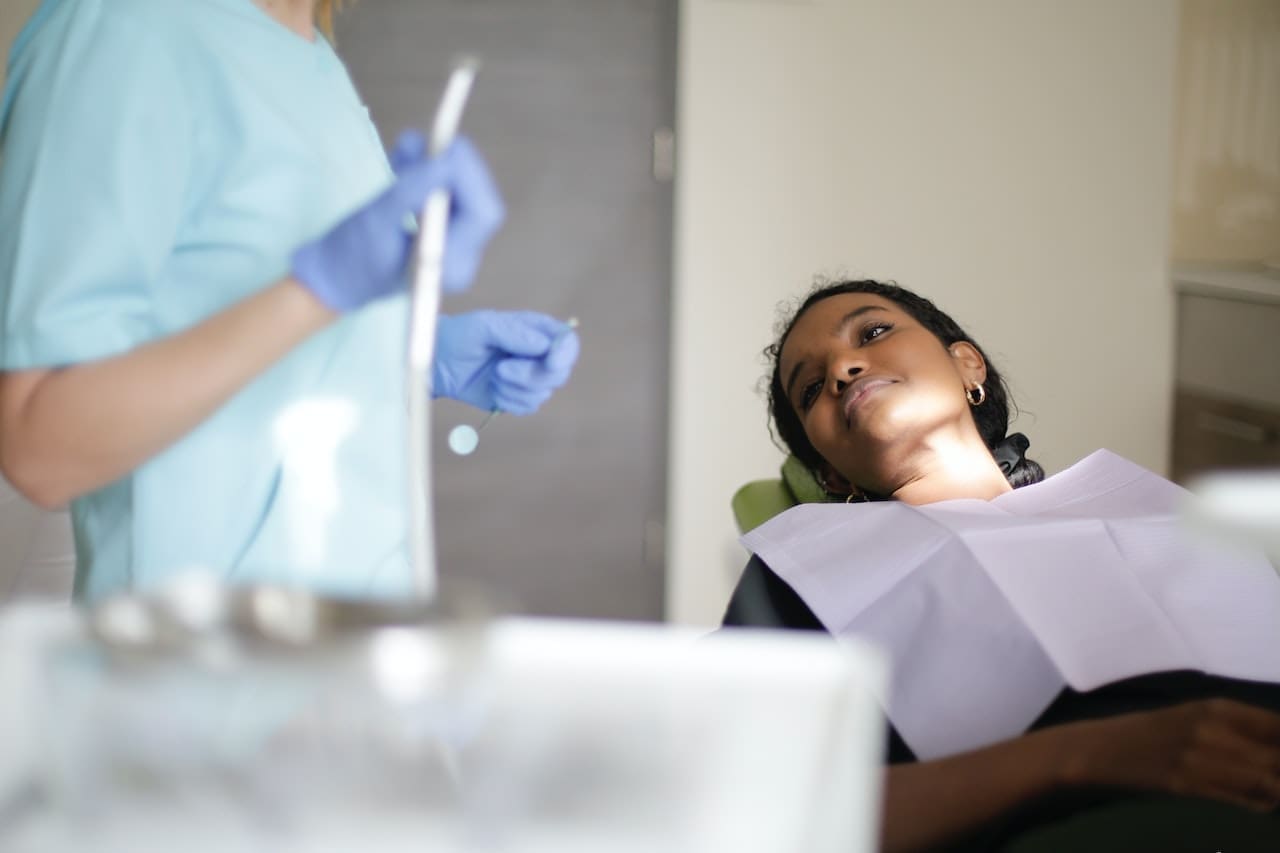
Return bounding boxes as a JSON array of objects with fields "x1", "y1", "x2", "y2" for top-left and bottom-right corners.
[
  {"x1": 731, "y1": 456, "x2": 827, "y2": 532},
  {"x1": 781, "y1": 454, "x2": 825, "y2": 504},
  {"x1": 731, "y1": 479, "x2": 797, "y2": 533}
]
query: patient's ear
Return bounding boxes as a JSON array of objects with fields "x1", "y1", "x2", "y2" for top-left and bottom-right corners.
[
  {"x1": 817, "y1": 461, "x2": 854, "y2": 500},
  {"x1": 948, "y1": 342, "x2": 987, "y2": 385}
]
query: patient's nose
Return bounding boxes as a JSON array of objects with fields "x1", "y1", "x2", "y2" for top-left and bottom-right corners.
[{"x1": 828, "y1": 358, "x2": 863, "y2": 394}]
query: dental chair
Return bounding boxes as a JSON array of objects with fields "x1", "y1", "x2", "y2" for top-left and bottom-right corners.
[{"x1": 731, "y1": 455, "x2": 826, "y2": 533}]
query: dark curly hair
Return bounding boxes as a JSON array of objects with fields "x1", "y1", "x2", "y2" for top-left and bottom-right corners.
[{"x1": 766, "y1": 279, "x2": 1043, "y2": 497}]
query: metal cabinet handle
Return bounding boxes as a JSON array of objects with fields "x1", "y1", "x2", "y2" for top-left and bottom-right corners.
[{"x1": 1195, "y1": 411, "x2": 1276, "y2": 444}]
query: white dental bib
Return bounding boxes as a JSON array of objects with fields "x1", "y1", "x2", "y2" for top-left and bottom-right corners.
[{"x1": 740, "y1": 451, "x2": 1280, "y2": 760}]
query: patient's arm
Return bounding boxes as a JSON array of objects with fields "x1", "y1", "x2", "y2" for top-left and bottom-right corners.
[
  {"x1": 882, "y1": 698, "x2": 1280, "y2": 852},
  {"x1": 881, "y1": 723, "x2": 1073, "y2": 852}
]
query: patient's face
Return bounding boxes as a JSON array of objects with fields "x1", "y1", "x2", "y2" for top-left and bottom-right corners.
[{"x1": 778, "y1": 293, "x2": 979, "y2": 491}]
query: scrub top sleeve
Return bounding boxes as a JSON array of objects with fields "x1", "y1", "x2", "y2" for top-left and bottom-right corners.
[{"x1": 0, "y1": 4, "x2": 194, "y2": 370}]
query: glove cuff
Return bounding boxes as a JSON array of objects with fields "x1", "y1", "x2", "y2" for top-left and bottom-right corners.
[{"x1": 290, "y1": 242, "x2": 352, "y2": 314}]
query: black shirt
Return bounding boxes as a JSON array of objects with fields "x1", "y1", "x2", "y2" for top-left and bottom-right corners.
[{"x1": 722, "y1": 555, "x2": 1280, "y2": 759}]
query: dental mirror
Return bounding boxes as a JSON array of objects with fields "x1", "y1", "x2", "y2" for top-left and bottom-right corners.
[
  {"x1": 447, "y1": 317, "x2": 578, "y2": 457},
  {"x1": 447, "y1": 410, "x2": 496, "y2": 457}
]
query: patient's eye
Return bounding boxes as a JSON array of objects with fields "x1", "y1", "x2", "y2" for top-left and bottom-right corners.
[
  {"x1": 860, "y1": 321, "x2": 892, "y2": 343},
  {"x1": 799, "y1": 379, "x2": 823, "y2": 411}
]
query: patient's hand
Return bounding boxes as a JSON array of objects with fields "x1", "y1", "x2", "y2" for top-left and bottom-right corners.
[{"x1": 1063, "y1": 698, "x2": 1280, "y2": 812}]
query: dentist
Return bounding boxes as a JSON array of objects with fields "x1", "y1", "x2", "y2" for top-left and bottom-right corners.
[{"x1": 0, "y1": 0, "x2": 580, "y2": 600}]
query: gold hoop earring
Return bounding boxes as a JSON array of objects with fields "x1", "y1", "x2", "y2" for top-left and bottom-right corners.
[{"x1": 967, "y1": 383, "x2": 986, "y2": 407}]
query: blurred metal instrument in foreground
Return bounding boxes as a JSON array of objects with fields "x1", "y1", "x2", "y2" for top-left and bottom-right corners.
[
  {"x1": 1185, "y1": 468, "x2": 1280, "y2": 567},
  {"x1": 0, "y1": 577, "x2": 886, "y2": 853}
]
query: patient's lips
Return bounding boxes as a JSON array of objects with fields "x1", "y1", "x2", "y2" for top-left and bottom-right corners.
[{"x1": 842, "y1": 377, "x2": 895, "y2": 425}]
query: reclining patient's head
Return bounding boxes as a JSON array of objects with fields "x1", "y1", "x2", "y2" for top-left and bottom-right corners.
[{"x1": 767, "y1": 280, "x2": 1042, "y2": 502}]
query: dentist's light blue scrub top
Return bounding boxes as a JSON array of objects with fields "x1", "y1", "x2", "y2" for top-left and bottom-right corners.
[{"x1": 0, "y1": 0, "x2": 415, "y2": 601}]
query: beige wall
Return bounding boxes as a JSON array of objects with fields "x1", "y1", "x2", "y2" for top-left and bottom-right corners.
[
  {"x1": 668, "y1": 0, "x2": 1180, "y2": 625},
  {"x1": 1172, "y1": 0, "x2": 1280, "y2": 262}
]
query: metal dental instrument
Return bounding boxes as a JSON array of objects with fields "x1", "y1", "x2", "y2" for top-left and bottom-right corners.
[
  {"x1": 407, "y1": 58, "x2": 479, "y2": 601},
  {"x1": 446, "y1": 410, "x2": 494, "y2": 457},
  {"x1": 447, "y1": 316, "x2": 579, "y2": 457}
]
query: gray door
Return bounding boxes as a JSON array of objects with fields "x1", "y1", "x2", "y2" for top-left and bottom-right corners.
[{"x1": 335, "y1": 1, "x2": 673, "y2": 620}]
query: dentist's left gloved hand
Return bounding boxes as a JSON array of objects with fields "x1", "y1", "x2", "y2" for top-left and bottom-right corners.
[
  {"x1": 291, "y1": 132, "x2": 503, "y2": 313},
  {"x1": 433, "y1": 311, "x2": 580, "y2": 414}
]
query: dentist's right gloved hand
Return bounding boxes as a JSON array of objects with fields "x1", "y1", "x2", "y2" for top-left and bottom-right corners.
[
  {"x1": 290, "y1": 132, "x2": 504, "y2": 313},
  {"x1": 433, "y1": 311, "x2": 580, "y2": 415}
]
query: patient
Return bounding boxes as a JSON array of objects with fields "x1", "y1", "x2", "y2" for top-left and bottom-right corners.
[{"x1": 722, "y1": 280, "x2": 1280, "y2": 852}]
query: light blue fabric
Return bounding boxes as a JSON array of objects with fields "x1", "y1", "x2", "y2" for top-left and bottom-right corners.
[{"x1": 0, "y1": 0, "x2": 416, "y2": 600}]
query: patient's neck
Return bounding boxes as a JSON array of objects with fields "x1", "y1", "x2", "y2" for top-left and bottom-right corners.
[{"x1": 883, "y1": 433, "x2": 1013, "y2": 506}]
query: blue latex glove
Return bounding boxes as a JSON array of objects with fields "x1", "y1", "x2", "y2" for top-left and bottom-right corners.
[
  {"x1": 291, "y1": 132, "x2": 504, "y2": 312},
  {"x1": 432, "y1": 311, "x2": 580, "y2": 415}
]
